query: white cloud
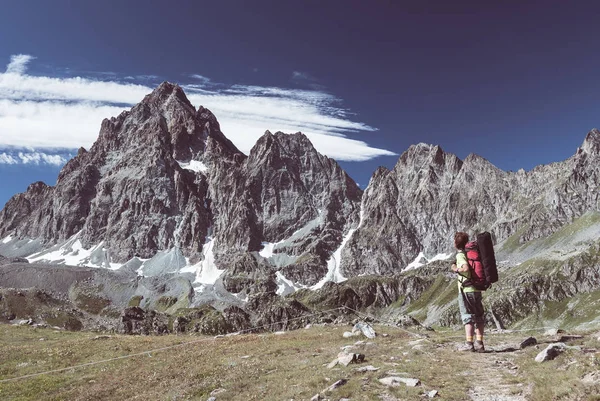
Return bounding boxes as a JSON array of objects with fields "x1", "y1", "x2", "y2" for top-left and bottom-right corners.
[
  {"x1": 0, "y1": 149, "x2": 70, "y2": 166},
  {"x1": 292, "y1": 71, "x2": 312, "y2": 81},
  {"x1": 190, "y1": 74, "x2": 211, "y2": 84},
  {"x1": 0, "y1": 153, "x2": 18, "y2": 164},
  {"x1": 0, "y1": 55, "x2": 397, "y2": 162},
  {"x1": 5, "y1": 54, "x2": 36, "y2": 75}
]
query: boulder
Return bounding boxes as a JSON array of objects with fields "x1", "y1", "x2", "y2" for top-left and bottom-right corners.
[{"x1": 535, "y1": 343, "x2": 567, "y2": 362}]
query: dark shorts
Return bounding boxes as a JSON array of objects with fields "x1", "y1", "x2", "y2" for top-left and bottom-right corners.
[{"x1": 458, "y1": 291, "x2": 485, "y2": 325}]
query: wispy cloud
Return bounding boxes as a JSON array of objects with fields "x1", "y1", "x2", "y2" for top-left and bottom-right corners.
[
  {"x1": 0, "y1": 55, "x2": 396, "y2": 162},
  {"x1": 5, "y1": 54, "x2": 36, "y2": 75},
  {"x1": 292, "y1": 71, "x2": 313, "y2": 81},
  {"x1": 0, "y1": 149, "x2": 71, "y2": 166},
  {"x1": 190, "y1": 74, "x2": 211, "y2": 85}
]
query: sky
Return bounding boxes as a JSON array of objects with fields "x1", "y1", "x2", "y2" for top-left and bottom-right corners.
[{"x1": 1, "y1": 1, "x2": 600, "y2": 207}]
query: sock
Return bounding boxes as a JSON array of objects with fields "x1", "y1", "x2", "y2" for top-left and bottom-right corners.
[
  {"x1": 466, "y1": 335, "x2": 473, "y2": 343},
  {"x1": 476, "y1": 335, "x2": 483, "y2": 342}
]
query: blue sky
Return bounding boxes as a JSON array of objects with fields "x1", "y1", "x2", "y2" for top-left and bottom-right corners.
[{"x1": 1, "y1": 1, "x2": 600, "y2": 207}]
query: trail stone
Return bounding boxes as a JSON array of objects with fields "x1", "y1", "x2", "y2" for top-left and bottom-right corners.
[
  {"x1": 535, "y1": 342, "x2": 567, "y2": 362},
  {"x1": 520, "y1": 337, "x2": 537, "y2": 349}
]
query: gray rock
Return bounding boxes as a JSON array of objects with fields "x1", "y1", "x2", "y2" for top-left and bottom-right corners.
[
  {"x1": 356, "y1": 365, "x2": 379, "y2": 372},
  {"x1": 378, "y1": 376, "x2": 421, "y2": 387},
  {"x1": 535, "y1": 342, "x2": 567, "y2": 362},
  {"x1": 325, "y1": 379, "x2": 347, "y2": 392},
  {"x1": 520, "y1": 337, "x2": 537, "y2": 349}
]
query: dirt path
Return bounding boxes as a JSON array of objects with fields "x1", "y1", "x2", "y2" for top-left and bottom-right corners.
[
  {"x1": 433, "y1": 337, "x2": 533, "y2": 401},
  {"x1": 465, "y1": 349, "x2": 531, "y2": 401}
]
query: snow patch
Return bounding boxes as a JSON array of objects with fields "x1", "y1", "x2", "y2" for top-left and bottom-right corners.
[
  {"x1": 177, "y1": 160, "x2": 208, "y2": 174},
  {"x1": 259, "y1": 210, "x2": 325, "y2": 267},
  {"x1": 402, "y1": 252, "x2": 453, "y2": 272},
  {"x1": 27, "y1": 233, "x2": 120, "y2": 270},
  {"x1": 193, "y1": 237, "x2": 224, "y2": 284},
  {"x1": 312, "y1": 227, "x2": 356, "y2": 290},
  {"x1": 259, "y1": 242, "x2": 277, "y2": 258},
  {"x1": 276, "y1": 271, "x2": 307, "y2": 296}
]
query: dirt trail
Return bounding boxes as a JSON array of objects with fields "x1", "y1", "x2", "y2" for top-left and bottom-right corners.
[
  {"x1": 465, "y1": 350, "x2": 531, "y2": 401},
  {"x1": 433, "y1": 336, "x2": 534, "y2": 401}
]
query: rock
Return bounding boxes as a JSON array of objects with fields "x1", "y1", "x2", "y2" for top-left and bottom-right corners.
[
  {"x1": 582, "y1": 371, "x2": 600, "y2": 384},
  {"x1": 92, "y1": 335, "x2": 111, "y2": 340},
  {"x1": 353, "y1": 322, "x2": 376, "y2": 339},
  {"x1": 206, "y1": 398, "x2": 216, "y2": 401},
  {"x1": 343, "y1": 331, "x2": 359, "y2": 338},
  {"x1": 329, "y1": 351, "x2": 365, "y2": 368},
  {"x1": 310, "y1": 394, "x2": 322, "y2": 401},
  {"x1": 356, "y1": 365, "x2": 379, "y2": 372},
  {"x1": 325, "y1": 379, "x2": 347, "y2": 392},
  {"x1": 427, "y1": 390, "x2": 439, "y2": 398},
  {"x1": 557, "y1": 335, "x2": 584, "y2": 342},
  {"x1": 210, "y1": 388, "x2": 226, "y2": 396},
  {"x1": 535, "y1": 343, "x2": 567, "y2": 362},
  {"x1": 544, "y1": 328, "x2": 562, "y2": 336},
  {"x1": 520, "y1": 337, "x2": 537, "y2": 349},
  {"x1": 379, "y1": 376, "x2": 421, "y2": 387}
]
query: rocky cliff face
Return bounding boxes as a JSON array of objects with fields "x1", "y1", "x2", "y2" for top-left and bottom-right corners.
[
  {"x1": 341, "y1": 131, "x2": 600, "y2": 275},
  {"x1": 0, "y1": 82, "x2": 362, "y2": 289}
]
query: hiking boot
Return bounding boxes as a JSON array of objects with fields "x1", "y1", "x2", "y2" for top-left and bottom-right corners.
[
  {"x1": 474, "y1": 340, "x2": 485, "y2": 353},
  {"x1": 458, "y1": 341, "x2": 475, "y2": 352}
]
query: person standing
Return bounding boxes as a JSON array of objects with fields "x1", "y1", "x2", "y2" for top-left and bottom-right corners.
[{"x1": 451, "y1": 231, "x2": 485, "y2": 352}]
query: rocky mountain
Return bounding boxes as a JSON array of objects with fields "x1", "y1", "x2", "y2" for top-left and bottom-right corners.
[
  {"x1": 341, "y1": 130, "x2": 600, "y2": 275},
  {"x1": 1, "y1": 82, "x2": 599, "y2": 332},
  {"x1": 0, "y1": 82, "x2": 362, "y2": 294}
]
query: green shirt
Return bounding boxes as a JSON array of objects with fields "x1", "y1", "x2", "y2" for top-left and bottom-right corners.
[{"x1": 455, "y1": 251, "x2": 479, "y2": 293}]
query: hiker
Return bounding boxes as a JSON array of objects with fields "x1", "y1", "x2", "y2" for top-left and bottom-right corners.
[{"x1": 451, "y1": 231, "x2": 485, "y2": 352}]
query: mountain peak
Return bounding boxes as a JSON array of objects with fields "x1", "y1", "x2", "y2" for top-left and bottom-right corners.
[
  {"x1": 141, "y1": 81, "x2": 194, "y2": 111},
  {"x1": 580, "y1": 128, "x2": 600, "y2": 155},
  {"x1": 399, "y1": 142, "x2": 446, "y2": 166}
]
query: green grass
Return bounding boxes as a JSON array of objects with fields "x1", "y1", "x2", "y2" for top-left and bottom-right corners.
[
  {"x1": 128, "y1": 295, "x2": 143, "y2": 307},
  {"x1": 404, "y1": 274, "x2": 455, "y2": 321},
  {"x1": 3, "y1": 323, "x2": 599, "y2": 400}
]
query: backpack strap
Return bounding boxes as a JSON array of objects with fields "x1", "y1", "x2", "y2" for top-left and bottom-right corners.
[{"x1": 457, "y1": 250, "x2": 472, "y2": 287}]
